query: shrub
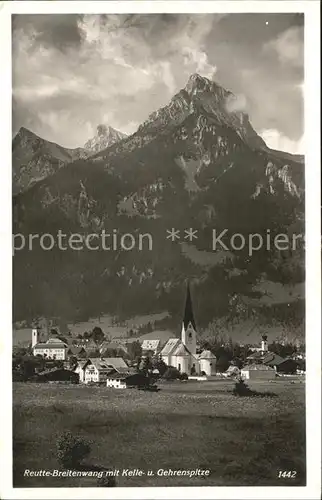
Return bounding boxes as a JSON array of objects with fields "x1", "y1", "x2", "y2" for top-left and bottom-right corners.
[
  {"x1": 163, "y1": 366, "x2": 181, "y2": 380},
  {"x1": 180, "y1": 372, "x2": 188, "y2": 381},
  {"x1": 56, "y1": 431, "x2": 91, "y2": 469},
  {"x1": 233, "y1": 377, "x2": 253, "y2": 396}
]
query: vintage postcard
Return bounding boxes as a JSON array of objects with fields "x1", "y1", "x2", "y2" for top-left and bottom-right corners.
[{"x1": 0, "y1": 1, "x2": 320, "y2": 499}]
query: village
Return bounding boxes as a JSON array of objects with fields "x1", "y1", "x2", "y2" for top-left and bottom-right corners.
[{"x1": 12, "y1": 284, "x2": 306, "y2": 390}]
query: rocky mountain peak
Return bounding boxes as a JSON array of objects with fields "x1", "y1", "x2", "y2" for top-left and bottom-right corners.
[
  {"x1": 185, "y1": 73, "x2": 231, "y2": 102},
  {"x1": 185, "y1": 73, "x2": 213, "y2": 94},
  {"x1": 16, "y1": 126, "x2": 33, "y2": 136},
  {"x1": 84, "y1": 124, "x2": 127, "y2": 154},
  {"x1": 136, "y1": 73, "x2": 266, "y2": 151},
  {"x1": 13, "y1": 127, "x2": 39, "y2": 147}
]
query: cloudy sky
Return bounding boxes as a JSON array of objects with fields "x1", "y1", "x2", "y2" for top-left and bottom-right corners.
[{"x1": 12, "y1": 13, "x2": 304, "y2": 153}]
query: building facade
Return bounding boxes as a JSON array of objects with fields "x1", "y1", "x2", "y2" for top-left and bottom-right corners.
[
  {"x1": 241, "y1": 364, "x2": 275, "y2": 380},
  {"x1": 32, "y1": 329, "x2": 67, "y2": 360},
  {"x1": 76, "y1": 357, "x2": 129, "y2": 384},
  {"x1": 198, "y1": 350, "x2": 217, "y2": 376}
]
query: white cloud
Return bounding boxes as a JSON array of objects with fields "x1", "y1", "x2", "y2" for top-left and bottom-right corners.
[
  {"x1": 12, "y1": 14, "x2": 304, "y2": 149},
  {"x1": 264, "y1": 26, "x2": 304, "y2": 68},
  {"x1": 260, "y1": 128, "x2": 304, "y2": 154},
  {"x1": 225, "y1": 93, "x2": 247, "y2": 113},
  {"x1": 182, "y1": 46, "x2": 217, "y2": 79},
  {"x1": 122, "y1": 121, "x2": 140, "y2": 135}
]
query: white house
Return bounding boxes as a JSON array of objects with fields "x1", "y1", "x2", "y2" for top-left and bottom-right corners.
[
  {"x1": 74, "y1": 361, "x2": 87, "y2": 383},
  {"x1": 241, "y1": 364, "x2": 275, "y2": 380},
  {"x1": 106, "y1": 377, "x2": 127, "y2": 389},
  {"x1": 106, "y1": 370, "x2": 148, "y2": 389},
  {"x1": 198, "y1": 350, "x2": 217, "y2": 376},
  {"x1": 78, "y1": 357, "x2": 129, "y2": 384},
  {"x1": 141, "y1": 339, "x2": 160, "y2": 355},
  {"x1": 32, "y1": 329, "x2": 67, "y2": 360},
  {"x1": 224, "y1": 365, "x2": 240, "y2": 378}
]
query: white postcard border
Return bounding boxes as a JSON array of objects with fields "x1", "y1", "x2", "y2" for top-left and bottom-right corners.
[{"x1": 0, "y1": 2, "x2": 320, "y2": 499}]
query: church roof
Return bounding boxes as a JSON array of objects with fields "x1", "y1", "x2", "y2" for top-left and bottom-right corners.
[
  {"x1": 183, "y1": 282, "x2": 196, "y2": 330},
  {"x1": 172, "y1": 343, "x2": 192, "y2": 357},
  {"x1": 160, "y1": 338, "x2": 181, "y2": 356},
  {"x1": 199, "y1": 349, "x2": 216, "y2": 360}
]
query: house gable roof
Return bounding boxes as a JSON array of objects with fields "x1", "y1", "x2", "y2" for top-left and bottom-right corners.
[
  {"x1": 242, "y1": 364, "x2": 275, "y2": 371},
  {"x1": 99, "y1": 341, "x2": 128, "y2": 353},
  {"x1": 263, "y1": 353, "x2": 285, "y2": 366},
  {"x1": 46, "y1": 337, "x2": 66, "y2": 344},
  {"x1": 106, "y1": 368, "x2": 138, "y2": 379},
  {"x1": 75, "y1": 361, "x2": 87, "y2": 370},
  {"x1": 246, "y1": 351, "x2": 263, "y2": 360},
  {"x1": 33, "y1": 343, "x2": 67, "y2": 349},
  {"x1": 83, "y1": 357, "x2": 128, "y2": 372},
  {"x1": 199, "y1": 349, "x2": 216, "y2": 360},
  {"x1": 67, "y1": 346, "x2": 86, "y2": 356},
  {"x1": 226, "y1": 365, "x2": 240, "y2": 373},
  {"x1": 141, "y1": 339, "x2": 160, "y2": 351}
]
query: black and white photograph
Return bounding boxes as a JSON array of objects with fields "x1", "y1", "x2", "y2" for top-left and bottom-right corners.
[{"x1": 0, "y1": 1, "x2": 320, "y2": 499}]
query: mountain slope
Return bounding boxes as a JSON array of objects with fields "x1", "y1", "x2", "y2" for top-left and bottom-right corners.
[
  {"x1": 12, "y1": 75, "x2": 305, "y2": 339},
  {"x1": 12, "y1": 127, "x2": 86, "y2": 194},
  {"x1": 12, "y1": 124, "x2": 127, "y2": 195}
]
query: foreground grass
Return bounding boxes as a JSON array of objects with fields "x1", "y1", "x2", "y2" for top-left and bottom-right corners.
[{"x1": 13, "y1": 378, "x2": 306, "y2": 487}]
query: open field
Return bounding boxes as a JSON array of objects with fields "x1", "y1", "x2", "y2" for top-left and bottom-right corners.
[{"x1": 13, "y1": 378, "x2": 306, "y2": 487}]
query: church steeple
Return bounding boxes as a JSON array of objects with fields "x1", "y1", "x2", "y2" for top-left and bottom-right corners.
[
  {"x1": 183, "y1": 281, "x2": 196, "y2": 330},
  {"x1": 181, "y1": 281, "x2": 197, "y2": 355}
]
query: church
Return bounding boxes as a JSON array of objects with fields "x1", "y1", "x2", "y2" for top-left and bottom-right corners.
[
  {"x1": 160, "y1": 283, "x2": 216, "y2": 376},
  {"x1": 31, "y1": 328, "x2": 68, "y2": 360}
]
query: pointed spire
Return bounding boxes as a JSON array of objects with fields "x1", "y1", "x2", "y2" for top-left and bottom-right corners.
[{"x1": 183, "y1": 281, "x2": 196, "y2": 330}]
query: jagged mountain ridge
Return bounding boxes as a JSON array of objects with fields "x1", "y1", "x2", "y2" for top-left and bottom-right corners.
[
  {"x1": 12, "y1": 124, "x2": 127, "y2": 194},
  {"x1": 13, "y1": 74, "x2": 305, "y2": 337},
  {"x1": 12, "y1": 127, "x2": 84, "y2": 194}
]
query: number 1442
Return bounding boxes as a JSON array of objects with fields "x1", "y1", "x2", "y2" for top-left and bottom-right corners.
[{"x1": 278, "y1": 471, "x2": 297, "y2": 479}]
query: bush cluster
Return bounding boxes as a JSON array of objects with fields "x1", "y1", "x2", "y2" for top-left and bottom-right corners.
[
  {"x1": 56, "y1": 431, "x2": 91, "y2": 469},
  {"x1": 232, "y1": 377, "x2": 253, "y2": 397}
]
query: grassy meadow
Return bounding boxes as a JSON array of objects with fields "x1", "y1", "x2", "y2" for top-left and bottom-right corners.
[{"x1": 13, "y1": 378, "x2": 306, "y2": 488}]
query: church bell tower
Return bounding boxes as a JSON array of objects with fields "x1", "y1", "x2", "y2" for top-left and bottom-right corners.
[
  {"x1": 31, "y1": 328, "x2": 39, "y2": 348},
  {"x1": 261, "y1": 334, "x2": 268, "y2": 353},
  {"x1": 181, "y1": 282, "x2": 197, "y2": 355}
]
